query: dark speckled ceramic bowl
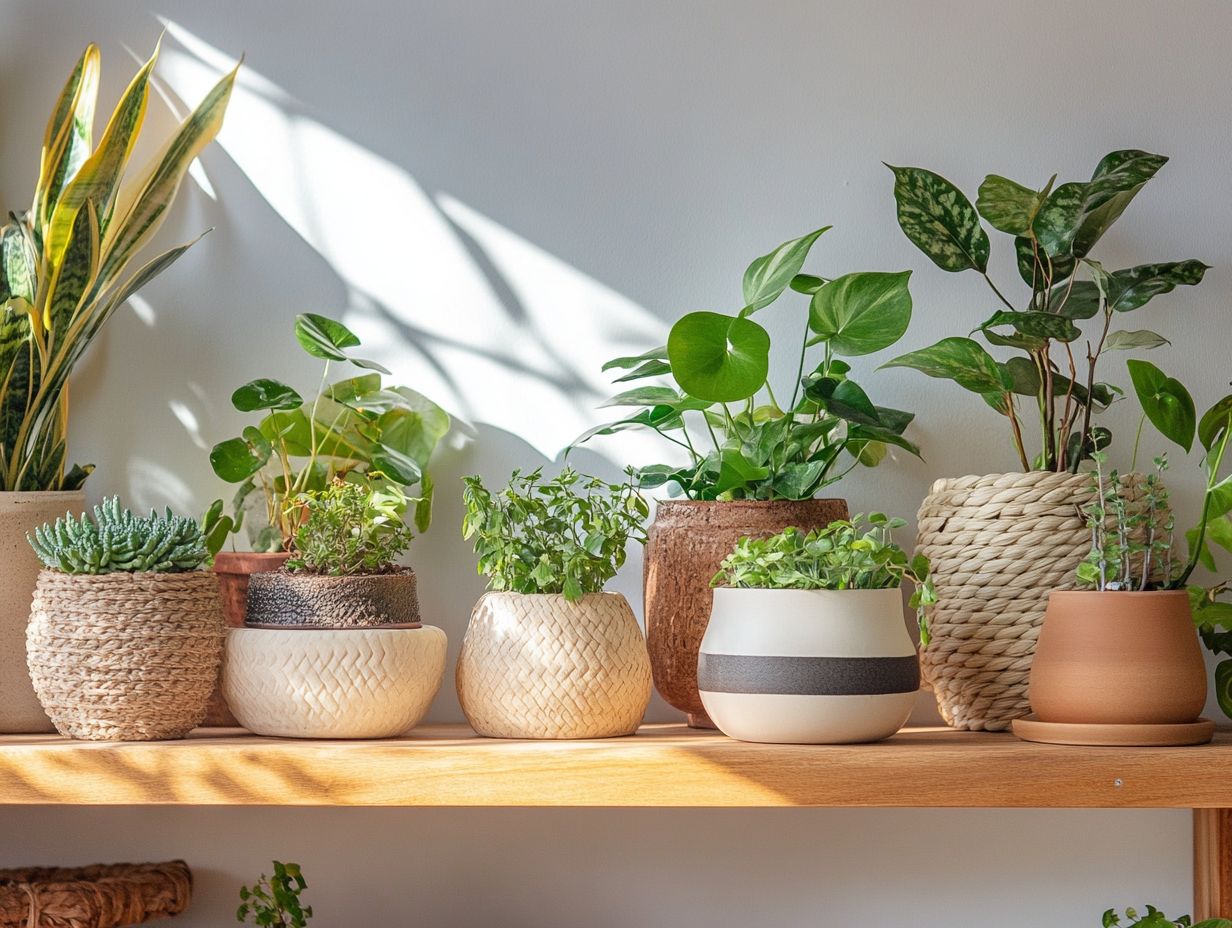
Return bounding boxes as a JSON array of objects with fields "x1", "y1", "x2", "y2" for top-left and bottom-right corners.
[{"x1": 245, "y1": 569, "x2": 421, "y2": 629}]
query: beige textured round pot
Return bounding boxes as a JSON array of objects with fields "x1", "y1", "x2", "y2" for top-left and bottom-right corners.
[
  {"x1": 222, "y1": 626, "x2": 447, "y2": 738},
  {"x1": 0, "y1": 490, "x2": 85, "y2": 733},
  {"x1": 204, "y1": 550, "x2": 290, "y2": 726},
  {"x1": 456, "y1": 591, "x2": 652, "y2": 739},
  {"x1": 645, "y1": 499, "x2": 848, "y2": 728},
  {"x1": 915, "y1": 471, "x2": 1163, "y2": 731},
  {"x1": 27, "y1": 570, "x2": 224, "y2": 741},
  {"x1": 1029, "y1": 590, "x2": 1206, "y2": 725}
]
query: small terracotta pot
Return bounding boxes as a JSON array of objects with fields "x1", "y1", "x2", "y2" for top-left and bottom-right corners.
[
  {"x1": 644, "y1": 499, "x2": 848, "y2": 727},
  {"x1": 1030, "y1": 590, "x2": 1207, "y2": 725}
]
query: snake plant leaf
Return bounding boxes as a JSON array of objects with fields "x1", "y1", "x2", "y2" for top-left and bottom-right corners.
[
  {"x1": 46, "y1": 43, "x2": 157, "y2": 261},
  {"x1": 1199, "y1": 395, "x2": 1232, "y2": 452},
  {"x1": 44, "y1": 199, "x2": 100, "y2": 336},
  {"x1": 1, "y1": 223, "x2": 37, "y2": 305},
  {"x1": 882, "y1": 336, "x2": 1010, "y2": 396},
  {"x1": 101, "y1": 60, "x2": 239, "y2": 286},
  {"x1": 809, "y1": 270, "x2": 912, "y2": 356},
  {"x1": 1105, "y1": 329, "x2": 1170, "y2": 351},
  {"x1": 886, "y1": 165, "x2": 989, "y2": 273},
  {"x1": 978, "y1": 309, "x2": 1080, "y2": 343},
  {"x1": 210, "y1": 426, "x2": 274, "y2": 482},
  {"x1": 294, "y1": 312, "x2": 360, "y2": 360},
  {"x1": 33, "y1": 45, "x2": 100, "y2": 234},
  {"x1": 232, "y1": 378, "x2": 303, "y2": 412},
  {"x1": 741, "y1": 226, "x2": 830, "y2": 313},
  {"x1": 667, "y1": 311, "x2": 770, "y2": 403},
  {"x1": 1127, "y1": 358, "x2": 1195, "y2": 452},
  {"x1": 976, "y1": 174, "x2": 1051, "y2": 235},
  {"x1": 1059, "y1": 260, "x2": 1209, "y2": 319}
]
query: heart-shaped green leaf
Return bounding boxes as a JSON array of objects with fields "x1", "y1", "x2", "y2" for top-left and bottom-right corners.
[
  {"x1": 209, "y1": 426, "x2": 273, "y2": 482},
  {"x1": 803, "y1": 375, "x2": 881, "y2": 426},
  {"x1": 887, "y1": 165, "x2": 989, "y2": 273},
  {"x1": 667, "y1": 311, "x2": 770, "y2": 402},
  {"x1": 976, "y1": 174, "x2": 1050, "y2": 235},
  {"x1": 882, "y1": 337, "x2": 1010, "y2": 396},
  {"x1": 741, "y1": 227, "x2": 830, "y2": 312},
  {"x1": 1199, "y1": 395, "x2": 1232, "y2": 452},
  {"x1": 231, "y1": 378, "x2": 303, "y2": 412},
  {"x1": 809, "y1": 270, "x2": 912, "y2": 356},
  {"x1": 1127, "y1": 358, "x2": 1195, "y2": 452},
  {"x1": 295, "y1": 313, "x2": 360, "y2": 360}
]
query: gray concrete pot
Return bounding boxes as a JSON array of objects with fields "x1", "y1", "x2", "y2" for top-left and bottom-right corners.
[{"x1": 245, "y1": 569, "x2": 422, "y2": 629}]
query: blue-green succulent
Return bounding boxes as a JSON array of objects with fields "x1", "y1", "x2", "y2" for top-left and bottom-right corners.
[{"x1": 28, "y1": 497, "x2": 208, "y2": 574}]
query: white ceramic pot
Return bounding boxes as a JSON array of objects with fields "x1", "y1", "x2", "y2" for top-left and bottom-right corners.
[
  {"x1": 698, "y1": 587, "x2": 919, "y2": 744},
  {"x1": 222, "y1": 626, "x2": 447, "y2": 739},
  {"x1": 456, "y1": 591, "x2": 652, "y2": 739},
  {"x1": 0, "y1": 490, "x2": 84, "y2": 733}
]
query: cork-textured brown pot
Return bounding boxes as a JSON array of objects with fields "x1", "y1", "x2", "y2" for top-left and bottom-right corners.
[
  {"x1": 205, "y1": 551, "x2": 290, "y2": 725},
  {"x1": 644, "y1": 499, "x2": 848, "y2": 727},
  {"x1": 245, "y1": 568, "x2": 421, "y2": 629},
  {"x1": 1030, "y1": 590, "x2": 1206, "y2": 725}
]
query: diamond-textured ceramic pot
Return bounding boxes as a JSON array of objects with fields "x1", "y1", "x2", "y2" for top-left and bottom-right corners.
[
  {"x1": 222, "y1": 625, "x2": 447, "y2": 739},
  {"x1": 699, "y1": 587, "x2": 919, "y2": 744}
]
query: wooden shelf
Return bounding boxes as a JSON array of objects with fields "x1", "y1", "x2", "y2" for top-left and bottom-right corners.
[{"x1": 1, "y1": 724, "x2": 1230, "y2": 808}]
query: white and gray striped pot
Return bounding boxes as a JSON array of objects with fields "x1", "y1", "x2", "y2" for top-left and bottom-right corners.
[{"x1": 698, "y1": 587, "x2": 919, "y2": 744}]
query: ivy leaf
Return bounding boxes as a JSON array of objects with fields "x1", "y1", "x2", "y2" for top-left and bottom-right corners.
[
  {"x1": 741, "y1": 227, "x2": 830, "y2": 313},
  {"x1": 882, "y1": 336, "x2": 1010, "y2": 396},
  {"x1": 1127, "y1": 358, "x2": 1195, "y2": 452},
  {"x1": 887, "y1": 164, "x2": 989, "y2": 272},
  {"x1": 1105, "y1": 329, "x2": 1170, "y2": 351},
  {"x1": 808, "y1": 270, "x2": 913, "y2": 356},
  {"x1": 667, "y1": 311, "x2": 770, "y2": 402},
  {"x1": 976, "y1": 174, "x2": 1051, "y2": 235}
]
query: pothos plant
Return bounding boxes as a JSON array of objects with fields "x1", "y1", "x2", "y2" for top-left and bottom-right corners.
[
  {"x1": 1103, "y1": 906, "x2": 1231, "y2": 928},
  {"x1": 210, "y1": 313, "x2": 449, "y2": 552},
  {"x1": 237, "y1": 861, "x2": 312, "y2": 928},
  {"x1": 574, "y1": 227, "x2": 920, "y2": 499},
  {"x1": 883, "y1": 151, "x2": 1207, "y2": 472}
]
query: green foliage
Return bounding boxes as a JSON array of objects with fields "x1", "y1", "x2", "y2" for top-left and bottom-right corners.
[
  {"x1": 884, "y1": 151, "x2": 1208, "y2": 473},
  {"x1": 28, "y1": 496, "x2": 208, "y2": 574},
  {"x1": 462, "y1": 467, "x2": 649, "y2": 601},
  {"x1": 211, "y1": 313, "x2": 449, "y2": 553},
  {"x1": 1102, "y1": 905, "x2": 1232, "y2": 928},
  {"x1": 237, "y1": 861, "x2": 312, "y2": 928},
  {"x1": 1075, "y1": 451, "x2": 1174, "y2": 592},
  {"x1": 712, "y1": 515, "x2": 937, "y2": 642},
  {"x1": 575, "y1": 227, "x2": 921, "y2": 500},
  {"x1": 286, "y1": 477, "x2": 414, "y2": 575}
]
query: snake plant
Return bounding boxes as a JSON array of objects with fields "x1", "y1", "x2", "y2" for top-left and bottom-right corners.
[
  {"x1": 0, "y1": 41, "x2": 239, "y2": 490},
  {"x1": 28, "y1": 496, "x2": 208, "y2": 574}
]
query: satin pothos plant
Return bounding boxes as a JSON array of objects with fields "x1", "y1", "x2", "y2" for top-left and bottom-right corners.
[
  {"x1": 883, "y1": 151, "x2": 1207, "y2": 472},
  {"x1": 0, "y1": 42, "x2": 239, "y2": 490},
  {"x1": 575, "y1": 227, "x2": 921, "y2": 500}
]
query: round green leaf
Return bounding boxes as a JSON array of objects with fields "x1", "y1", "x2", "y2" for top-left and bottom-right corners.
[
  {"x1": 809, "y1": 270, "x2": 912, "y2": 356},
  {"x1": 231, "y1": 378, "x2": 303, "y2": 412},
  {"x1": 887, "y1": 165, "x2": 989, "y2": 273},
  {"x1": 295, "y1": 313, "x2": 360, "y2": 360},
  {"x1": 667, "y1": 311, "x2": 770, "y2": 403},
  {"x1": 209, "y1": 427, "x2": 273, "y2": 482}
]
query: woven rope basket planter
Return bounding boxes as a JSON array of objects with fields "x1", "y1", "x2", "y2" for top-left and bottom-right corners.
[
  {"x1": 0, "y1": 860, "x2": 191, "y2": 927},
  {"x1": 27, "y1": 571, "x2": 224, "y2": 741},
  {"x1": 457, "y1": 591, "x2": 652, "y2": 739},
  {"x1": 916, "y1": 471, "x2": 1158, "y2": 731}
]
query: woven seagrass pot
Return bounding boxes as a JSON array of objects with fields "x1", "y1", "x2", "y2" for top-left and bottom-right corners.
[
  {"x1": 645, "y1": 499, "x2": 848, "y2": 728},
  {"x1": 27, "y1": 571, "x2": 224, "y2": 741},
  {"x1": 456, "y1": 591, "x2": 652, "y2": 739},
  {"x1": 916, "y1": 471, "x2": 1160, "y2": 731},
  {"x1": 0, "y1": 860, "x2": 192, "y2": 928}
]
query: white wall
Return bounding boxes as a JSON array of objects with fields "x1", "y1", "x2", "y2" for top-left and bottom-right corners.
[{"x1": 1, "y1": 1, "x2": 1228, "y2": 924}]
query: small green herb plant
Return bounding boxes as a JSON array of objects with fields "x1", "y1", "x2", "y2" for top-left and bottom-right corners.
[
  {"x1": 884, "y1": 151, "x2": 1207, "y2": 472},
  {"x1": 28, "y1": 497, "x2": 208, "y2": 574},
  {"x1": 1076, "y1": 450, "x2": 1173, "y2": 592},
  {"x1": 237, "y1": 861, "x2": 312, "y2": 928},
  {"x1": 712, "y1": 515, "x2": 937, "y2": 641},
  {"x1": 211, "y1": 313, "x2": 449, "y2": 552},
  {"x1": 1103, "y1": 905, "x2": 1231, "y2": 928},
  {"x1": 286, "y1": 477, "x2": 414, "y2": 576},
  {"x1": 574, "y1": 226, "x2": 921, "y2": 500},
  {"x1": 462, "y1": 467, "x2": 649, "y2": 601}
]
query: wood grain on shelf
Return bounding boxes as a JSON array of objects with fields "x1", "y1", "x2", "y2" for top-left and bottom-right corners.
[
  {"x1": 0, "y1": 724, "x2": 1229, "y2": 808},
  {"x1": 1195, "y1": 808, "x2": 1232, "y2": 919}
]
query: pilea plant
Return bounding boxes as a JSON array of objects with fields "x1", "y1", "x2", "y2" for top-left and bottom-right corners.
[
  {"x1": 1103, "y1": 906, "x2": 1231, "y2": 928},
  {"x1": 712, "y1": 515, "x2": 936, "y2": 640},
  {"x1": 462, "y1": 467, "x2": 649, "y2": 601},
  {"x1": 575, "y1": 227, "x2": 920, "y2": 499},
  {"x1": 286, "y1": 477, "x2": 415, "y2": 575},
  {"x1": 884, "y1": 151, "x2": 1208, "y2": 472},
  {"x1": 28, "y1": 497, "x2": 208, "y2": 574},
  {"x1": 211, "y1": 313, "x2": 449, "y2": 552},
  {"x1": 237, "y1": 861, "x2": 312, "y2": 928}
]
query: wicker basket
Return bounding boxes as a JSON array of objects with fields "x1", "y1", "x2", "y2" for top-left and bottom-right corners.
[
  {"x1": 916, "y1": 471, "x2": 1161, "y2": 731},
  {"x1": 0, "y1": 860, "x2": 191, "y2": 927},
  {"x1": 27, "y1": 571, "x2": 224, "y2": 741}
]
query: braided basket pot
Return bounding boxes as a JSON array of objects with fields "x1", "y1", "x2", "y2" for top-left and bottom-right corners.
[
  {"x1": 26, "y1": 571, "x2": 224, "y2": 741},
  {"x1": 0, "y1": 860, "x2": 191, "y2": 928},
  {"x1": 457, "y1": 591, "x2": 652, "y2": 739},
  {"x1": 916, "y1": 471, "x2": 1157, "y2": 731}
]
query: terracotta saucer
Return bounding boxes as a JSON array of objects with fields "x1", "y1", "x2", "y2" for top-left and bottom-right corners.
[{"x1": 1011, "y1": 715, "x2": 1215, "y2": 747}]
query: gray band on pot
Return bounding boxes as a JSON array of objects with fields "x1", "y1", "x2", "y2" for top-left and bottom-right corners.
[{"x1": 698, "y1": 653, "x2": 920, "y2": 696}]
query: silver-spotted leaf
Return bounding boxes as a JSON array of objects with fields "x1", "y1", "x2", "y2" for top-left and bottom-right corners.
[
  {"x1": 882, "y1": 336, "x2": 1009, "y2": 396},
  {"x1": 887, "y1": 165, "x2": 989, "y2": 272},
  {"x1": 976, "y1": 174, "x2": 1049, "y2": 235}
]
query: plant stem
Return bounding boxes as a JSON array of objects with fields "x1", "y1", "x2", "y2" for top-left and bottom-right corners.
[
  {"x1": 1177, "y1": 421, "x2": 1232, "y2": 587},
  {"x1": 983, "y1": 273, "x2": 1017, "y2": 312},
  {"x1": 1005, "y1": 395, "x2": 1031, "y2": 471},
  {"x1": 1131, "y1": 412, "x2": 1147, "y2": 474}
]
